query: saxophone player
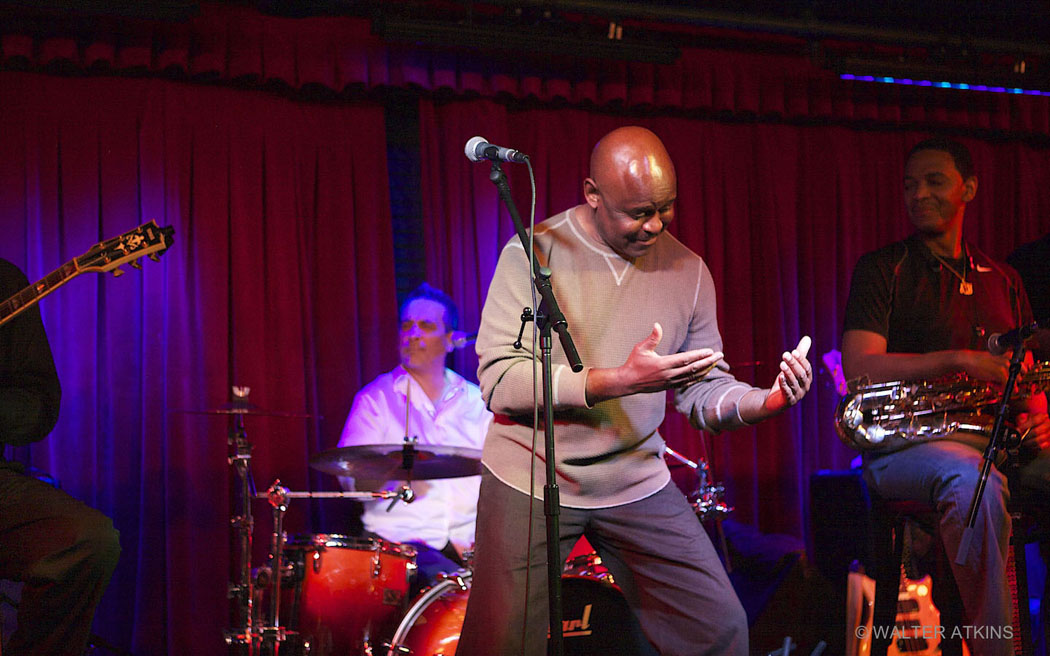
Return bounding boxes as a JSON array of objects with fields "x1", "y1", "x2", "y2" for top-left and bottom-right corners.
[{"x1": 841, "y1": 137, "x2": 1050, "y2": 656}]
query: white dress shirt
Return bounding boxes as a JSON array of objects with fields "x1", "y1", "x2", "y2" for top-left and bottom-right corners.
[{"x1": 337, "y1": 365, "x2": 491, "y2": 550}]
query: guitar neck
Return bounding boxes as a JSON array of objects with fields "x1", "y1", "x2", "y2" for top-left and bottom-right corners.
[
  {"x1": 0, "y1": 258, "x2": 81, "y2": 327},
  {"x1": 0, "y1": 221, "x2": 174, "y2": 329}
]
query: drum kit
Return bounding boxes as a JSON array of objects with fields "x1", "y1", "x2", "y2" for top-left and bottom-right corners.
[{"x1": 184, "y1": 387, "x2": 734, "y2": 656}]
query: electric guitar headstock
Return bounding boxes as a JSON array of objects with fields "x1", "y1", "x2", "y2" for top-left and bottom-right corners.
[
  {"x1": 0, "y1": 220, "x2": 175, "y2": 328},
  {"x1": 77, "y1": 221, "x2": 175, "y2": 276}
]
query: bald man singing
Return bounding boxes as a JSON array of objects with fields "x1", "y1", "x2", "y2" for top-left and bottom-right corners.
[{"x1": 457, "y1": 126, "x2": 813, "y2": 655}]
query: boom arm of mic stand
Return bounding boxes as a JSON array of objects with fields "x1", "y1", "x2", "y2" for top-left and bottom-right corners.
[
  {"x1": 955, "y1": 343, "x2": 1026, "y2": 565},
  {"x1": 488, "y1": 161, "x2": 583, "y2": 372}
]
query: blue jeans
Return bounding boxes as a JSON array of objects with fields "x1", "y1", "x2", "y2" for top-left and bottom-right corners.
[{"x1": 864, "y1": 439, "x2": 1050, "y2": 656}]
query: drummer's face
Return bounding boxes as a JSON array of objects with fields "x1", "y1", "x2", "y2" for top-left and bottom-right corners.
[{"x1": 399, "y1": 299, "x2": 453, "y2": 372}]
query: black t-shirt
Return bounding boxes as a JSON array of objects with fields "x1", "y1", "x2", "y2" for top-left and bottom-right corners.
[
  {"x1": 0, "y1": 258, "x2": 61, "y2": 448},
  {"x1": 844, "y1": 234, "x2": 1032, "y2": 354}
]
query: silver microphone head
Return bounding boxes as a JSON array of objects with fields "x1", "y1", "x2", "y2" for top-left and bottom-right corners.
[{"x1": 464, "y1": 136, "x2": 487, "y2": 163}]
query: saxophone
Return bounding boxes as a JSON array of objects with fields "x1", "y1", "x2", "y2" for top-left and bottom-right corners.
[{"x1": 835, "y1": 361, "x2": 1050, "y2": 452}]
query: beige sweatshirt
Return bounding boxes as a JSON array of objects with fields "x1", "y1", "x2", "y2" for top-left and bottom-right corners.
[{"x1": 476, "y1": 207, "x2": 760, "y2": 508}]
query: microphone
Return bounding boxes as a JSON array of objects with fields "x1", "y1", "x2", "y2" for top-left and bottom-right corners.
[
  {"x1": 987, "y1": 321, "x2": 1042, "y2": 356},
  {"x1": 464, "y1": 136, "x2": 528, "y2": 163},
  {"x1": 451, "y1": 331, "x2": 479, "y2": 349}
]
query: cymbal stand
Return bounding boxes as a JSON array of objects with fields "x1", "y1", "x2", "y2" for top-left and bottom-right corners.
[
  {"x1": 386, "y1": 436, "x2": 418, "y2": 512},
  {"x1": 250, "y1": 481, "x2": 404, "y2": 653},
  {"x1": 386, "y1": 385, "x2": 419, "y2": 513},
  {"x1": 664, "y1": 446, "x2": 734, "y2": 572},
  {"x1": 224, "y1": 386, "x2": 260, "y2": 653},
  {"x1": 261, "y1": 482, "x2": 291, "y2": 654}
]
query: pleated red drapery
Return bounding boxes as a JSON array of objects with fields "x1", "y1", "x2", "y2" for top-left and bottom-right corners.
[
  {"x1": 1, "y1": 2, "x2": 1050, "y2": 653},
  {"x1": 0, "y1": 71, "x2": 397, "y2": 654},
  {"x1": 417, "y1": 96, "x2": 1050, "y2": 537},
  {"x1": 2, "y1": 3, "x2": 1049, "y2": 134}
]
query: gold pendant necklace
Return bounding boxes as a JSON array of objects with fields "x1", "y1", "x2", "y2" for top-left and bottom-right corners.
[{"x1": 930, "y1": 249, "x2": 973, "y2": 296}]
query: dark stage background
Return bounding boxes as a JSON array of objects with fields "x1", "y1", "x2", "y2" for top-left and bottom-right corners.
[{"x1": 0, "y1": 3, "x2": 1048, "y2": 654}]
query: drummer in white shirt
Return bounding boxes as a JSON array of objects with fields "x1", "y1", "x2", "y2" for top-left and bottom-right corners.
[{"x1": 338, "y1": 283, "x2": 492, "y2": 585}]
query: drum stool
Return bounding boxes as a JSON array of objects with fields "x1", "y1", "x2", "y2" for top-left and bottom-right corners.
[{"x1": 870, "y1": 496, "x2": 1044, "y2": 656}]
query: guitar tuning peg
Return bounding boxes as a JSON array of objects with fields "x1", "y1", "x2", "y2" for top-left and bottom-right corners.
[
  {"x1": 130, "y1": 258, "x2": 142, "y2": 269},
  {"x1": 149, "y1": 253, "x2": 161, "y2": 262},
  {"x1": 112, "y1": 267, "x2": 125, "y2": 277}
]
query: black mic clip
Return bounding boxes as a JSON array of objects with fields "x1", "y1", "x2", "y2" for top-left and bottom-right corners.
[{"x1": 514, "y1": 307, "x2": 534, "y2": 349}]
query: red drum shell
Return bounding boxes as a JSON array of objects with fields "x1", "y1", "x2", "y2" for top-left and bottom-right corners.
[
  {"x1": 284, "y1": 534, "x2": 416, "y2": 655},
  {"x1": 387, "y1": 568, "x2": 655, "y2": 655},
  {"x1": 386, "y1": 573, "x2": 470, "y2": 656}
]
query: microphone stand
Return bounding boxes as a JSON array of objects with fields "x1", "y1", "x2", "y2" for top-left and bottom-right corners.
[
  {"x1": 487, "y1": 159, "x2": 583, "y2": 656},
  {"x1": 954, "y1": 338, "x2": 1028, "y2": 565}
]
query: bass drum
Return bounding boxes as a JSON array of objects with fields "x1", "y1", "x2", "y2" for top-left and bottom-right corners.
[
  {"x1": 385, "y1": 571, "x2": 471, "y2": 656},
  {"x1": 386, "y1": 566, "x2": 656, "y2": 655}
]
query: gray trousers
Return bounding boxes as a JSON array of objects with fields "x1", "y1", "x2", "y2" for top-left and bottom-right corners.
[
  {"x1": 456, "y1": 467, "x2": 747, "y2": 656},
  {"x1": 865, "y1": 439, "x2": 1050, "y2": 656}
]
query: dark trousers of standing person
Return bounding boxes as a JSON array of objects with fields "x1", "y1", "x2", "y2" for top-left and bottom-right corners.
[
  {"x1": 0, "y1": 467, "x2": 120, "y2": 656},
  {"x1": 457, "y1": 467, "x2": 748, "y2": 656}
]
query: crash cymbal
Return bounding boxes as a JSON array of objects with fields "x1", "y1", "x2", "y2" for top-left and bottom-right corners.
[
  {"x1": 309, "y1": 444, "x2": 482, "y2": 480},
  {"x1": 171, "y1": 402, "x2": 315, "y2": 419}
]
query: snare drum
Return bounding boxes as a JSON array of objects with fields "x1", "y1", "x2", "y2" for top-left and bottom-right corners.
[
  {"x1": 283, "y1": 534, "x2": 416, "y2": 656},
  {"x1": 386, "y1": 557, "x2": 655, "y2": 655}
]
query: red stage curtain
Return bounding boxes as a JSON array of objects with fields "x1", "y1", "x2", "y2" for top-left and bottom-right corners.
[
  {"x1": 417, "y1": 96, "x2": 1050, "y2": 537},
  {"x1": 1, "y1": 3, "x2": 1049, "y2": 134},
  {"x1": 1, "y1": 4, "x2": 1050, "y2": 652},
  {"x1": 0, "y1": 71, "x2": 397, "y2": 655}
]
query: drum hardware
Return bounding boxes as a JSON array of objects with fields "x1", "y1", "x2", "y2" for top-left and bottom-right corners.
[
  {"x1": 171, "y1": 385, "x2": 321, "y2": 653},
  {"x1": 664, "y1": 446, "x2": 733, "y2": 572},
  {"x1": 385, "y1": 562, "x2": 659, "y2": 656},
  {"x1": 308, "y1": 442, "x2": 483, "y2": 481},
  {"x1": 206, "y1": 379, "x2": 482, "y2": 654},
  {"x1": 385, "y1": 484, "x2": 415, "y2": 512},
  {"x1": 282, "y1": 534, "x2": 417, "y2": 656},
  {"x1": 385, "y1": 437, "x2": 420, "y2": 512},
  {"x1": 264, "y1": 482, "x2": 291, "y2": 650},
  {"x1": 220, "y1": 385, "x2": 262, "y2": 652},
  {"x1": 170, "y1": 382, "x2": 345, "y2": 654},
  {"x1": 562, "y1": 552, "x2": 616, "y2": 585},
  {"x1": 663, "y1": 446, "x2": 733, "y2": 522},
  {"x1": 252, "y1": 484, "x2": 406, "y2": 656},
  {"x1": 434, "y1": 570, "x2": 470, "y2": 592},
  {"x1": 172, "y1": 397, "x2": 316, "y2": 419}
]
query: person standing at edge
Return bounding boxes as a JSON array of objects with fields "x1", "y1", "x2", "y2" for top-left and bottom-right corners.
[{"x1": 458, "y1": 126, "x2": 813, "y2": 656}]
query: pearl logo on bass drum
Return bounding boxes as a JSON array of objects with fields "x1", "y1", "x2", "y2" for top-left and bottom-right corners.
[{"x1": 562, "y1": 604, "x2": 593, "y2": 637}]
